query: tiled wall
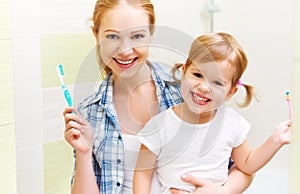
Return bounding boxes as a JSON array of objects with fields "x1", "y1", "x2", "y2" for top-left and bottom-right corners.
[{"x1": 0, "y1": 0, "x2": 17, "y2": 193}]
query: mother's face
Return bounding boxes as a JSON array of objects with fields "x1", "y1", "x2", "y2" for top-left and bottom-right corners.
[{"x1": 96, "y1": 3, "x2": 152, "y2": 78}]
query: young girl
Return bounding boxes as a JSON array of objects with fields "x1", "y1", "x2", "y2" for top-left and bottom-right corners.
[{"x1": 133, "y1": 32, "x2": 292, "y2": 194}]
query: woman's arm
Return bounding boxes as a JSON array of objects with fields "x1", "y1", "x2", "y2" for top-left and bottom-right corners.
[
  {"x1": 133, "y1": 144, "x2": 157, "y2": 194},
  {"x1": 71, "y1": 152, "x2": 100, "y2": 194},
  {"x1": 64, "y1": 107, "x2": 99, "y2": 194},
  {"x1": 169, "y1": 166, "x2": 254, "y2": 194}
]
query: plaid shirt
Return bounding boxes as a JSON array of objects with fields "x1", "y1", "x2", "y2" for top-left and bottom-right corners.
[{"x1": 75, "y1": 61, "x2": 183, "y2": 194}]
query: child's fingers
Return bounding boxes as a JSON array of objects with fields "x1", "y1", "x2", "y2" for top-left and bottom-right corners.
[
  {"x1": 281, "y1": 120, "x2": 292, "y2": 132},
  {"x1": 287, "y1": 119, "x2": 292, "y2": 127}
]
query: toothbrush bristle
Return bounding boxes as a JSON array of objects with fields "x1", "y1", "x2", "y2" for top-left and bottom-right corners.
[
  {"x1": 285, "y1": 91, "x2": 291, "y2": 100},
  {"x1": 57, "y1": 64, "x2": 64, "y2": 76}
]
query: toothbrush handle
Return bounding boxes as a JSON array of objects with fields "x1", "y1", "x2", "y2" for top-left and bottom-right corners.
[{"x1": 64, "y1": 89, "x2": 73, "y2": 107}]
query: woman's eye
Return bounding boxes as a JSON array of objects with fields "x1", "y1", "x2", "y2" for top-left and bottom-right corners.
[
  {"x1": 107, "y1": 34, "x2": 119, "y2": 39},
  {"x1": 132, "y1": 34, "x2": 145, "y2": 39}
]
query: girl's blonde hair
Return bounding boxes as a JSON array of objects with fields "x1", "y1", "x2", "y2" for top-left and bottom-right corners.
[
  {"x1": 91, "y1": 0, "x2": 155, "y2": 76},
  {"x1": 172, "y1": 32, "x2": 255, "y2": 107}
]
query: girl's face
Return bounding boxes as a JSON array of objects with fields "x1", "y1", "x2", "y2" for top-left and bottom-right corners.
[
  {"x1": 97, "y1": 2, "x2": 151, "y2": 79},
  {"x1": 180, "y1": 61, "x2": 237, "y2": 115}
]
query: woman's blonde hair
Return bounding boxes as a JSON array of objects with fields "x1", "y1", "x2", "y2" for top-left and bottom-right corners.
[
  {"x1": 91, "y1": 0, "x2": 155, "y2": 76},
  {"x1": 172, "y1": 32, "x2": 256, "y2": 107}
]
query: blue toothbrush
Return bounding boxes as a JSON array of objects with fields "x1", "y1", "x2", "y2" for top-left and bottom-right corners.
[{"x1": 56, "y1": 64, "x2": 73, "y2": 107}]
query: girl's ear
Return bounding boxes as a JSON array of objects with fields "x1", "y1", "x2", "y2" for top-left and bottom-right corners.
[
  {"x1": 181, "y1": 64, "x2": 186, "y2": 72},
  {"x1": 226, "y1": 86, "x2": 238, "y2": 101},
  {"x1": 181, "y1": 64, "x2": 186, "y2": 79}
]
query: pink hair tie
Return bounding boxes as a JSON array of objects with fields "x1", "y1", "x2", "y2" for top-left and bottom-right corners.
[{"x1": 237, "y1": 79, "x2": 244, "y2": 86}]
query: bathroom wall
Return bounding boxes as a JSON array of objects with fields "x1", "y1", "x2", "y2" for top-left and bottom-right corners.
[
  {"x1": 0, "y1": 0, "x2": 16, "y2": 193},
  {"x1": 1, "y1": 0, "x2": 298, "y2": 193}
]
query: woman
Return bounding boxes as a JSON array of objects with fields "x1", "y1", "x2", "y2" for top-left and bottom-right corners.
[{"x1": 63, "y1": 0, "x2": 253, "y2": 193}]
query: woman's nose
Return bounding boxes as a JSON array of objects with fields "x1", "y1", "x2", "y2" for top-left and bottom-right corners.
[{"x1": 118, "y1": 38, "x2": 134, "y2": 55}]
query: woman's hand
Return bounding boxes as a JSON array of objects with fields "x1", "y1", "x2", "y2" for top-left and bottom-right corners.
[
  {"x1": 63, "y1": 107, "x2": 94, "y2": 154},
  {"x1": 169, "y1": 175, "x2": 224, "y2": 194}
]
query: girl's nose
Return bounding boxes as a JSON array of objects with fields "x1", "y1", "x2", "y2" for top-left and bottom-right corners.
[{"x1": 198, "y1": 81, "x2": 210, "y2": 92}]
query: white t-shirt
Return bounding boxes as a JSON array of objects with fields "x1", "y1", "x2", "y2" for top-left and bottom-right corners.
[
  {"x1": 122, "y1": 134, "x2": 161, "y2": 194},
  {"x1": 138, "y1": 105, "x2": 250, "y2": 193}
]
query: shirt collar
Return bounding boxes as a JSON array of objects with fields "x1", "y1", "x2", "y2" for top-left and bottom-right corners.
[{"x1": 83, "y1": 61, "x2": 178, "y2": 108}]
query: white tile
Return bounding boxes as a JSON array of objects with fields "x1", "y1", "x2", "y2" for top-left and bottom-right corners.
[
  {"x1": 41, "y1": 0, "x2": 96, "y2": 34},
  {"x1": 0, "y1": 124, "x2": 17, "y2": 194},
  {"x1": 16, "y1": 145, "x2": 44, "y2": 194},
  {"x1": 43, "y1": 83, "x2": 97, "y2": 142}
]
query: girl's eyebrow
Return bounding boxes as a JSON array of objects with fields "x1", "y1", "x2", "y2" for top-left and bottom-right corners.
[{"x1": 190, "y1": 65, "x2": 202, "y2": 72}]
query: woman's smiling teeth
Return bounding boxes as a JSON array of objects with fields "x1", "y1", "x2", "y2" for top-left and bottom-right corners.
[{"x1": 115, "y1": 58, "x2": 135, "y2": 65}]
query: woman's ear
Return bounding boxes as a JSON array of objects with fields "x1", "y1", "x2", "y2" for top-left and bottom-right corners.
[{"x1": 226, "y1": 86, "x2": 238, "y2": 101}]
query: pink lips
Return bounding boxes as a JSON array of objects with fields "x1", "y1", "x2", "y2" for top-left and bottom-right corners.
[
  {"x1": 113, "y1": 57, "x2": 138, "y2": 69},
  {"x1": 191, "y1": 92, "x2": 211, "y2": 105}
]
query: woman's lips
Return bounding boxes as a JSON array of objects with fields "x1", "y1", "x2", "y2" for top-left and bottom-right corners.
[{"x1": 113, "y1": 57, "x2": 138, "y2": 68}]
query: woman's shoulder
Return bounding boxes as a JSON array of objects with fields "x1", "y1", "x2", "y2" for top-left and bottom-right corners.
[
  {"x1": 76, "y1": 78, "x2": 109, "y2": 110},
  {"x1": 150, "y1": 61, "x2": 181, "y2": 83}
]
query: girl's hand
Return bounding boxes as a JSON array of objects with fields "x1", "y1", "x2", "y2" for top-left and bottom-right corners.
[
  {"x1": 273, "y1": 120, "x2": 292, "y2": 145},
  {"x1": 169, "y1": 174, "x2": 224, "y2": 194},
  {"x1": 63, "y1": 107, "x2": 94, "y2": 154}
]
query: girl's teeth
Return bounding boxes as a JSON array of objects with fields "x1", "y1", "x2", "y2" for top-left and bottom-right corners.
[
  {"x1": 193, "y1": 93, "x2": 208, "y2": 102},
  {"x1": 116, "y1": 59, "x2": 134, "y2": 65}
]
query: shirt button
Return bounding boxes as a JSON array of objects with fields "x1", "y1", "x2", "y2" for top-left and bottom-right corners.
[
  {"x1": 117, "y1": 182, "x2": 121, "y2": 186},
  {"x1": 118, "y1": 135, "x2": 122, "y2": 140},
  {"x1": 117, "y1": 159, "x2": 121, "y2": 163}
]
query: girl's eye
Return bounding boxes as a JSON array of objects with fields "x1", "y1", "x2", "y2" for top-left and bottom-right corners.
[
  {"x1": 132, "y1": 34, "x2": 145, "y2": 40},
  {"x1": 193, "y1": 73, "x2": 203, "y2": 78},
  {"x1": 212, "y1": 80, "x2": 224, "y2": 86},
  {"x1": 107, "y1": 34, "x2": 119, "y2": 39}
]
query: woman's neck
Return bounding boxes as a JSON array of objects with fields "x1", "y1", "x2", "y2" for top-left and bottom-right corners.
[{"x1": 113, "y1": 62, "x2": 152, "y2": 95}]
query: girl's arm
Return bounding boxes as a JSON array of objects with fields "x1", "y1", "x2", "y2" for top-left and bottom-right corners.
[
  {"x1": 232, "y1": 120, "x2": 292, "y2": 175},
  {"x1": 133, "y1": 144, "x2": 157, "y2": 194},
  {"x1": 222, "y1": 164, "x2": 254, "y2": 194},
  {"x1": 64, "y1": 107, "x2": 99, "y2": 194}
]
